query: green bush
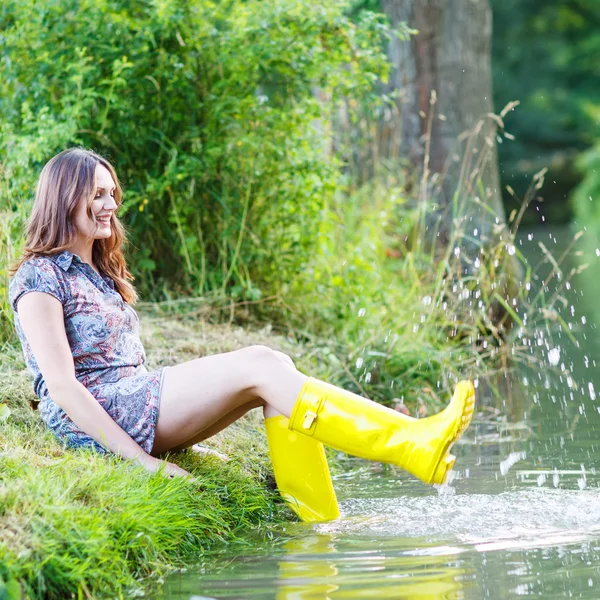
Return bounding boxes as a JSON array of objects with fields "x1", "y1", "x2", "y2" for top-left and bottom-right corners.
[{"x1": 0, "y1": 0, "x2": 389, "y2": 311}]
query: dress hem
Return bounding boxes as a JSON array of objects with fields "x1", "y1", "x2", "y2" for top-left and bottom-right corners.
[{"x1": 148, "y1": 365, "x2": 169, "y2": 454}]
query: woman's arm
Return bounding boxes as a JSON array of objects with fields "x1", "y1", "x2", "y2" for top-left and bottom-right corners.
[
  {"x1": 47, "y1": 378, "x2": 172, "y2": 469},
  {"x1": 16, "y1": 291, "x2": 188, "y2": 477}
]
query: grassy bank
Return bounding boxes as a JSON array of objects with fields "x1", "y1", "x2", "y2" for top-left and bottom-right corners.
[{"x1": 0, "y1": 313, "x2": 335, "y2": 600}]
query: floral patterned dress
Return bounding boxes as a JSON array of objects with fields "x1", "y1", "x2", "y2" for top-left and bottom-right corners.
[{"x1": 9, "y1": 250, "x2": 167, "y2": 454}]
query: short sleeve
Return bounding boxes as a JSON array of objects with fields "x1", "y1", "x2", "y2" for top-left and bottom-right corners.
[{"x1": 9, "y1": 258, "x2": 65, "y2": 312}]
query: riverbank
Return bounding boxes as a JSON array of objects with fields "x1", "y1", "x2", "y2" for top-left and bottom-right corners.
[{"x1": 0, "y1": 313, "x2": 332, "y2": 599}]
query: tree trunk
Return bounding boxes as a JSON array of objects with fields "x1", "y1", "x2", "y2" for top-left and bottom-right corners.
[{"x1": 380, "y1": 0, "x2": 506, "y2": 249}]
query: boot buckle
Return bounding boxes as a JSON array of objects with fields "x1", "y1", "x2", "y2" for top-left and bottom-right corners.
[{"x1": 302, "y1": 411, "x2": 317, "y2": 430}]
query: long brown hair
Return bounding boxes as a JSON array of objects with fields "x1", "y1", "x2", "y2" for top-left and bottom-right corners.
[{"x1": 10, "y1": 147, "x2": 137, "y2": 303}]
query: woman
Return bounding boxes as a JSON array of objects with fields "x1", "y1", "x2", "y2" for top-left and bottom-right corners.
[{"x1": 9, "y1": 148, "x2": 475, "y2": 523}]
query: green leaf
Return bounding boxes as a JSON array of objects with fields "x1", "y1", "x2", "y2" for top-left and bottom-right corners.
[{"x1": 0, "y1": 404, "x2": 11, "y2": 423}]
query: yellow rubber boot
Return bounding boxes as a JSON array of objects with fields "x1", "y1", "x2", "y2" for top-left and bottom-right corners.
[
  {"x1": 288, "y1": 379, "x2": 475, "y2": 485},
  {"x1": 265, "y1": 415, "x2": 340, "y2": 522}
]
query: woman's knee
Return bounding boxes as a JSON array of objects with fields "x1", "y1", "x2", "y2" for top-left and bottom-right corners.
[
  {"x1": 273, "y1": 350, "x2": 296, "y2": 369},
  {"x1": 238, "y1": 344, "x2": 280, "y2": 368},
  {"x1": 237, "y1": 345, "x2": 294, "y2": 387}
]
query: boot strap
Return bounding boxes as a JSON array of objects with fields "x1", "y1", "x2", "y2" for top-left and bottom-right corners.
[
  {"x1": 302, "y1": 411, "x2": 318, "y2": 430},
  {"x1": 290, "y1": 384, "x2": 323, "y2": 435}
]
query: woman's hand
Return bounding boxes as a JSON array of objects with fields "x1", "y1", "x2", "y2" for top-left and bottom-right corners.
[
  {"x1": 161, "y1": 460, "x2": 192, "y2": 479},
  {"x1": 138, "y1": 454, "x2": 192, "y2": 479}
]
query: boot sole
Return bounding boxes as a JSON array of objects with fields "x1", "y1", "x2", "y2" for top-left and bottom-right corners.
[{"x1": 430, "y1": 381, "x2": 476, "y2": 485}]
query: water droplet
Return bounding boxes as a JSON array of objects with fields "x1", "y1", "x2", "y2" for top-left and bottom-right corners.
[
  {"x1": 547, "y1": 347, "x2": 560, "y2": 366},
  {"x1": 358, "y1": 308, "x2": 366, "y2": 317},
  {"x1": 507, "y1": 244, "x2": 516, "y2": 256},
  {"x1": 500, "y1": 451, "x2": 526, "y2": 476},
  {"x1": 589, "y1": 382, "x2": 596, "y2": 400},
  {"x1": 355, "y1": 357, "x2": 364, "y2": 369},
  {"x1": 422, "y1": 295, "x2": 432, "y2": 306}
]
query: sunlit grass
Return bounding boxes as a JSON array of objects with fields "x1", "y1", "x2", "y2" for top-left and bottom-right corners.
[
  {"x1": 0, "y1": 421, "x2": 282, "y2": 599},
  {"x1": 0, "y1": 316, "x2": 323, "y2": 599}
]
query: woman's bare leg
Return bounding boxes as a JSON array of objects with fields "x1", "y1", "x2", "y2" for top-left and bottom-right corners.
[
  {"x1": 158, "y1": 399, "x2": 262, "y2": 454},
  {"x1": 158, "y1": 401, "x2": 285, "y2": 455},
  {"x1": 151, "y1": 345, "x2": 306, "y2": 455}
]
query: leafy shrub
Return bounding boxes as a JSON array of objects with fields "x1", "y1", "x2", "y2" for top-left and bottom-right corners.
[{"x1": 0, "y1": 0, "x2": 390, "y2": 315}]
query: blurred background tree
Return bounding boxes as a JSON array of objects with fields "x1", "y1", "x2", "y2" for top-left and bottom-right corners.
[
  {"x1": 377, "y1": 0, "x2": 506, "y2": 255},
  {"x1": 491, "y1": 0, "x2": 600, "y2": 225},
  {"x1": 349, "y1": 0, "x2": 599, "y2": 228}
]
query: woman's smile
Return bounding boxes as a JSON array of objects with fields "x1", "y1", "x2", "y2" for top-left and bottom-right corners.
[{"x1": 96, "y1": 214, "x2": 112, "y2": 226}]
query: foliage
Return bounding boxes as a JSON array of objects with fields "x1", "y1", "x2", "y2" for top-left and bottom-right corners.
[
  {"x1": 572, "y1": 106, "x2": 600, "y2": 235},
  {"x1": 0, "y1": 0, "x2": 390, "y2": 322},
  {"x1": 491, "y1": 0, "x2": 600, "y2": 223},
  {"x1": 0, "y1": 210, "x2": 22, "y2": 349}
]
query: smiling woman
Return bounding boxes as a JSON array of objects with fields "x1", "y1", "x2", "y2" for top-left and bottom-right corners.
[
  {"x1": 8, "y1": 147, "x2": 475, "y2": 524},
  {"x1": 69, "y1": 167, "x2": 118, "y2": 271},
  {"x1": 9, "y1": 148, "x2": 162, "y2": 460}
]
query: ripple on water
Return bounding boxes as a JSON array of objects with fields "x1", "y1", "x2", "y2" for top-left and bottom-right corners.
[{"x1": 316, "y1": 488, "x2": 600, "y2": 552}]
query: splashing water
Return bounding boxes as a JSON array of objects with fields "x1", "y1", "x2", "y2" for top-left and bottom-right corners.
[{"x1": 158, "y1": 225, "x2": 600, "y2": 600}]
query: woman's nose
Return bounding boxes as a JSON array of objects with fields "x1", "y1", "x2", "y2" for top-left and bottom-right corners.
[{"x1": 105, "y1": 195, "x2": 118, "y2": 210}]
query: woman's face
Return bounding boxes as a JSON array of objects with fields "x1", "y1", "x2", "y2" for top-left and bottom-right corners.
[{"x1": 72, "y1": 163, "x2": 118, "y2": 241}]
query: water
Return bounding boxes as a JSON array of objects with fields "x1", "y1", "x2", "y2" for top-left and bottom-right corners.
[{"x1": 158, "y1": 226, "x2": 600, "y2": 599}]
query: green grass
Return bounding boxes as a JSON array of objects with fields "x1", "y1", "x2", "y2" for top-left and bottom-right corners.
[{"x1": 0, "y1": 314, "x2": 333, "y2": 600}]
